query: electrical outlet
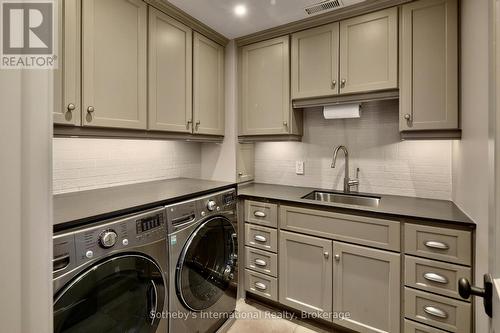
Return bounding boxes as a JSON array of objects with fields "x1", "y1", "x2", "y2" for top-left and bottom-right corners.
[{"x1": 296, "y1": 161, "x2": 305, "y2": 175}]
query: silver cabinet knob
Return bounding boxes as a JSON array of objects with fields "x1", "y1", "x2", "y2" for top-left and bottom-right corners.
[
  {"x1": 334, "y1": 254, "x2": 340, "y2": 261},
  {"x1": 324, "y1": 252, "x2": 329, "y2": 259},
  {"x1": 67, "y1": 103, "x2": 76, "y2": 112},
  {"x1": 331, "y1": 80, "x2": 337, "y2": 88},
  {"x1": 341, "y1": 79, "x2": 346, "y2": 87},
  {"x1": 404, "y1": 114, "x2": 411, "y2": 120},
  {"x1": 238, "y1": 172, "x2": 243, "y2": 176},
  {"x1": 186, "y1": 120, "x2": 192, "y2": 129},
  {"x1": 195, "y1": 120, "x2": 201, "y2": 130},
  {"x1": 283, "y1": 121, "x2": 288, "y2": 127},
  {"x1": 87, "y1": 106, "x2": 95, "y2": 113}
]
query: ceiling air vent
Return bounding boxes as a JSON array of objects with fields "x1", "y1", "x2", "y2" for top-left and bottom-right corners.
[{"x1": 305, "y1": 0, "x2": 343, "y2": 15}]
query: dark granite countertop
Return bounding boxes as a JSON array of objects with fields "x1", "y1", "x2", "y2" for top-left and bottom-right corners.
[
  {"x1": 238, "y1": 183, "x2": 475, "y2": 227},
  {"x1": 53, "y1": 178, "x2": 235, "y2": 229}
]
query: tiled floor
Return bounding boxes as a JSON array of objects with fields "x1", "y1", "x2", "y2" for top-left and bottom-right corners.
[{"x1": 226, "y1": 299, "x2": 341, "y2": 333}]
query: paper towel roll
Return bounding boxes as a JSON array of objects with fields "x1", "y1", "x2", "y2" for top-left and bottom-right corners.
[{"x1": 323, "y1": 103, "x2": 361, "y2": 119}]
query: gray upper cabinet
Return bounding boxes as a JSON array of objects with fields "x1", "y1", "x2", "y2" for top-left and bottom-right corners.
[
  {"x1": 82, "y1": 0, "x2": 147, "y2": 129},
  {"x1": 148, "y1": 7, "x2": 192, "y2": 133},
  {"x1": 291, "y1": 22, "x2": 340, "y2": 100},
  {"x1": 240, "y1": 36, "x2": 301, "y2": 137},
  {"x1": 279, "y1": 231, "x2": 333, "y2": 315},
  {"x1": 339, "y1": 7, "x2": 398, "y2": 94},
  {"x1": 332, "y1": 241, "x2": 400, "y2": 333},
  {"x1": 400, "y1": 0, "x2": 458, "y2": 132},
  {"x1": 193, "y1": 32, "x2": 225, "y2": 136},
  {"x1": 53, "y1": 0, "x2": 80, "y2": 126}
]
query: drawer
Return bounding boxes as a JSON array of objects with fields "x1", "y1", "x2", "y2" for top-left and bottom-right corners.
[
  {"x1": 245, "y1": 223, "x2": 278, "y2": 253},
  {"x1": 404, "y1": 288, "x2": 471, "y2": 333},
  {"x1": 245, "y1": 246, "x2": 278, "y2": 277},
  {"x1": 405, "y1": 224, "x2": 472, "y2": 265},
  {"x1": 404, "y1": 319, "x2": 449, "y2": 333},
  {"x1": 245, "y1": 269, "x2": 278, "y2": 301},
  {"x1": 280, "y1": 205, "x2": 400, "y2": 251},
  {"x1": 405, "y1": 255, "x2": 471, "y2": 300},
  {"x1": 245, "y1": 200, "x2": 278, "y2": 228}
]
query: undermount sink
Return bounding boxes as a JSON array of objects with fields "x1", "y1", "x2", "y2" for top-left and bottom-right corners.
[{"x1": 302, "y1": 191, "x2": 381, "y2": 207}]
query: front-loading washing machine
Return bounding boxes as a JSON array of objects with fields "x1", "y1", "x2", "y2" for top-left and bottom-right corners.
[{"x1": 166, "y1": 188, "x2": 238, "y2": 333}]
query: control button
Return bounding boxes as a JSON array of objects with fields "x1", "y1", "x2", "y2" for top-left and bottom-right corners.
[
  {"x1": 122, "y1": 238, "x2": 129, "y2": 246},
  {"x1": 216, "y1": 206, "x2": 220, "y2": 211},
  {"x1": 99, "y1": 230, "x2": 118, "y2": 248},
  {"x1": 85, "y1": 250, "x2": 94, "y2": 259},
  {"x1": 201, "y1": 211, "x2": 206, "y2": 217},
  {"x1": 207, "y1": 200, "x2": 216, "y2": 211}
]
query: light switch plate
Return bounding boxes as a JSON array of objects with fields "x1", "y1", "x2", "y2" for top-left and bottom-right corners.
[{"x1": 296, "y1": 161, "x2": 304, "y2": 175}]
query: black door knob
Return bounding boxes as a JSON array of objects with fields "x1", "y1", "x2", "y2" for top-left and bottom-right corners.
[{"x1": 458, "y1": 275, "x2": 493, "y2": 318}]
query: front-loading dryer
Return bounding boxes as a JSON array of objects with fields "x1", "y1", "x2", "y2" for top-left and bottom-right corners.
[{"x1": 166, "y1": 188, "x2": 238, "y2": 333}]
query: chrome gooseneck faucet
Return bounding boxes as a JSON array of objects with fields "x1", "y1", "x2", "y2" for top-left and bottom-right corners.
[{"x1": 331, "y1": 145, "x2": 359, "y2": 192}]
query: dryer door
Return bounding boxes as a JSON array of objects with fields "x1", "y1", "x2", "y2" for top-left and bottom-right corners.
[
  {"x1": 53, "y1": 254, "x2": 165, "y2": 333},
  {"x1": 176, "y1": 216, "x2": 237, "y2": 311}
]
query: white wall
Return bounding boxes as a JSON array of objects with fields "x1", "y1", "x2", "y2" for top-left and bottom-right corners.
[
  {"x1": 0, "y1": 71, "x2": 53, "y2": 332},
  {"x1": 53, "y1": 139, "x2": 201, "y2": 194},
  {"x1": 201, "y1": 40, "x2": 238, "y2": 182},
  {"x1": 452, "y1": 0, "x2": 490, "y2": 331},
  {"x1": 255, "y1": 100, "x2": 454, "y2": 200}
]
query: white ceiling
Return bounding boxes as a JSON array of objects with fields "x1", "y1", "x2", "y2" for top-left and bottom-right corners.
[{"x1": 166, "y1": 0, "x2": 365, "y2": 39}]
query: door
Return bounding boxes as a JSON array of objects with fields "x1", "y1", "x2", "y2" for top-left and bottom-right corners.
[
  {"x1": 279, "y1": 231, "x2": 333, "y2": 314},
  {"x1": 176, "y1": 217, "x2": 237, "y2": 311},
  {"x1": 82, "y1": 0, "x2": 147, "y2": 129},
  {"x1": 236, "y1": 143, "x2": 254, "y2": 183},
  {"x1": 339, "y1": 7, "x2": 398, "y2": 94},
  {"x1": 400, "y1": 0, "x2": 458, "y2": 131},
  {"x1": 53, "y1": 0, "x2": 80, "y2": 125},
  {"x1": 332, "y1": 241, "x2": 400, "y2": 333},
  {"x1": 193, "y1": 32, "x2": 224, "y2": 136},
  {"x1": 240, "y1": 36, "x2": 291, "y2": 135},
  {"x1": 148, "y1": 7, "x2": 192, "y2": 133},
  {"x1": 53, "y1": 254, "x2": 165, "y2": 333},
  {"x1": 291, "y1": 22, "x2": 339, "y2": 99}
]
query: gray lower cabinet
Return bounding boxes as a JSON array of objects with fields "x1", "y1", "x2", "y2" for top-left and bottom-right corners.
[
  {"x1": 279, "y1": 231, "x2": 333, "y2": 314},
  {"x1": 332, "y1": 241, "x2": 401, "y2": 333}
]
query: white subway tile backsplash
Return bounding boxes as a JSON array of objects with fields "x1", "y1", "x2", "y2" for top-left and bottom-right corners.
[
  {"x1": 53, "y1": 138, "x2": 201, "y2": 194},
  {"x1": 254, "y1": 100, "x2": 453, "y2": 200}
]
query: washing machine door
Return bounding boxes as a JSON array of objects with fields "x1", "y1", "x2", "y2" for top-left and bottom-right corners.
[
  {"x1": 176, "y1": 216, "x2": 237, "y2": 312},
  {"x1": 53, "y1": 253, "x2": 165, "y2": 333}
]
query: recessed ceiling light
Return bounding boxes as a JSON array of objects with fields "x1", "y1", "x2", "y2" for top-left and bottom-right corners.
[{"x1": 234, "y1": 4, "x2": 247, "y2": 17}]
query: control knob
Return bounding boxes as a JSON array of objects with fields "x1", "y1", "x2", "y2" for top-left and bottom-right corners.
[
  {"x1": 207, "y1": 200, "x2": 216, "y2": 211},
  {"x1": 99, "y1": 230, "x2": 118, "y2": 248}
]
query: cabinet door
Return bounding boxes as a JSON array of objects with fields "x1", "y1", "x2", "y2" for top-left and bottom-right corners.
[
  {"x1": 279, "y1": 231, "x2": 333, "y2": 314},
  {"x1": 149, "y1": 7, "x2": 192, "y2": 133},
  {"x1": 82, "y1": 0, "x2": 147, "y2": 129},
  {"x1": 400, "y1": 0, "x2": 458, "y2": 131},
  {"x1": 333, "y1": 242, "x2": 400, "y2": 333},
  {"x1": 53, "y1": 0, "x2": 80, "y2": 125},
  {"x1": 193, "y1": 32, "x2": 224, "y2": 136},
  {"x1": 291, "y1": 22, "x2": 339, "y2": 99},
  {"x1": 339, "y1": 7, "x2": 398, "y2": 94},
  {"x1": 236, "y1": 143, "x2": 254, "y2": 183},
  {"x1": 240, "y1": 36, "x2": 291, "y2": 135}
]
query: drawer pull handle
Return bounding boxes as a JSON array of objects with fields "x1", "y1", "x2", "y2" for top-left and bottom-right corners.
[
  {"x1": 424, "y1": 272, "x2": 449, "y2": 284},
  {"x1": 423, "y1": 305, "x2": 448, "y2": 319},
  {"x1": 254, "y1": 211, "x2": 266, "y2": 218},
  {"x1": 254, "y1": 282, "x2": 267, "y2": 291},
  {"x1": 254, "y1": 259, "x2": 267, "y2": 267},
  {"x1": 424, "y1": 241, "x2": 449, "y2": 250},
  {"x1": 254, "y1": 235, "x2": 267, "y2": 242}
]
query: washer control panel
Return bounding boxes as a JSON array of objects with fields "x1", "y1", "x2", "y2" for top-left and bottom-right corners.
[{"x1": 53, "y1": 207, "x2": 166, "y2": 272}]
